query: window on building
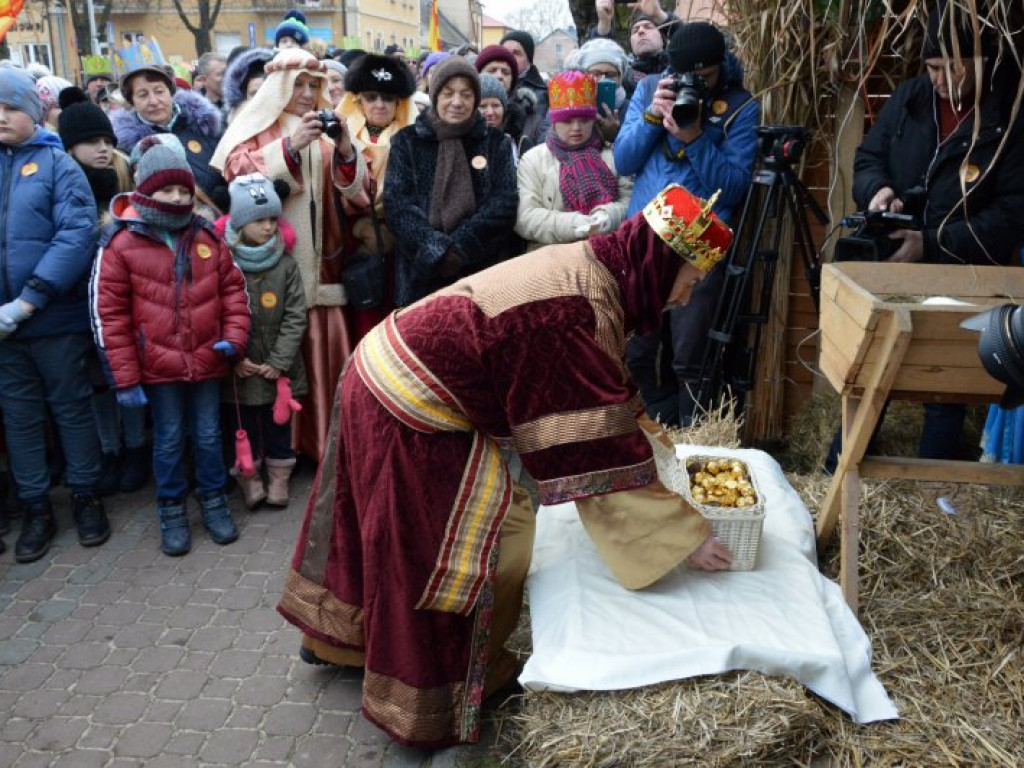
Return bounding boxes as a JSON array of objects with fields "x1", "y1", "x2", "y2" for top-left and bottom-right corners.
[
  {"x1": 20, "y1": 43, "x2": 52, "y2": 71},
  {"x1": 555, "y1": 42, "x2": 563, "y2": 55}
]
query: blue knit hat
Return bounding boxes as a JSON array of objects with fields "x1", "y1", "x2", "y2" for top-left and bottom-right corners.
[
  {"x1": 0, "y1": 67, "x2": 45, "y2": 124},
  {"x1": 275, "y1": 10, "x2": 311, "y2": 47}
]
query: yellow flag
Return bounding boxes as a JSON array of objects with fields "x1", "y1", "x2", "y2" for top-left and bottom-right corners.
[{"x1": 428, "y1": 0, "x2": 441, "y2": 52}]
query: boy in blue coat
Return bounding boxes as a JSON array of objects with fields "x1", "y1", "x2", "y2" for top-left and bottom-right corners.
[{"x1": 0, "y1": 67, "x2": 108, "y2": 562}]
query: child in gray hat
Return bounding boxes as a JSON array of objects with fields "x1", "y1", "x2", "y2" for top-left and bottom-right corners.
[{"x1": 215, "y1": 173, "x2": 307, "y2": 510}]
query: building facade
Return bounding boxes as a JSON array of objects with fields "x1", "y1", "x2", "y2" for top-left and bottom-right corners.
[{"x1": 532, "y1": 27, "x2": 576, "y2": 74}]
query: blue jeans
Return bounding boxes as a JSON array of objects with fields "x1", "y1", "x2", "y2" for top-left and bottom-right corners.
[
  {"x1": 145, "y1": 380, "x2": 227, "y2": 500},
  {"x1": 0, "y1": 333, "x2": 101, "y2": 502},
  {"x1": 92, "y1": 391, "x2": 148, "y2": 454}
]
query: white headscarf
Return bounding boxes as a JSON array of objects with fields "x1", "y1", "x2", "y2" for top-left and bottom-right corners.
[{"x1": 211, "y1": 48, "x2": 332, "y2": 171}]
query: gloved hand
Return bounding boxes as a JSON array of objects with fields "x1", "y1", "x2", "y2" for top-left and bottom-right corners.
[
  {"x1": 591, "y1": 209, "x2": 613, "y2": 234},
  {"x1": 213, "y1": 340, "x2": 237, "y2": 357},
  {"x1": 116, "y1": 385, "x2": 148, "y2": 408},
  {"x1": 572, "y1": 213, "x2": 596, "y2": 238},
  {"x1": 0, "y1": 299, "x2": 33, "y2": 340}
]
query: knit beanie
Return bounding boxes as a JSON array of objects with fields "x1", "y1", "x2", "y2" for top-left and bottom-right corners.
[
  {"x1": 547, "y1": 71, "x2": 598, "y2": 123},
  {"x1": 229, "y1": 173, "x2": 282, "y2": 230},
  {"x1": 0, "y1": 67, "x2": 45, "y2": 124},
  {"x1": 500, "y1": 31, "x2": 535, "y2": 63},
  {"x1": 323, "y1": 59, "x2": 347, "y2": 78},
  {"x1": 474, "y1": 45, "x2": 520, "y2": 92},
  {"x1": 35, "y1": 75, "x2": 73, "y2": 117},
  {"x1": 574, "y1": 39, "x2": 628, "y2": 78},
  {"x1": 57, "y1": 87, "x2": 116, "y2": 149},
  {"x1": 129, "y1": 133, "x2": 187, "y2": 170},
  {"x1": 666, "y1": 21, "x2": 726, "y2": 73},
  {"x1": 275, "y1": 9, "x2": 311, "y2": 47},
  {"x1": 420, "y1": 51, "x2": 451, "y2": 80},
  {"x1": 478, "y1": 74, "x2": 508, "y2": 108},
  {"x1": 429, "y1": 57, "x2": 481, "y2": 108},
  {"x1": 921, "y1": 3, "x2": 988, "y2": 59},
  {"x1": 134, "y1": 143, "x2": 195, "y2": 197}
]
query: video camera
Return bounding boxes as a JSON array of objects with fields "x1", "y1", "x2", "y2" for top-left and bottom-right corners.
[
  {"x1": 756, "y1": 126, "x2": 809, "y2": 165},
  {"x1": 668, "y1": 72, "x2": 709, "y2": 126},
  {"x1": 834, "y1": 187, "x2": 925, "y2": 262}
]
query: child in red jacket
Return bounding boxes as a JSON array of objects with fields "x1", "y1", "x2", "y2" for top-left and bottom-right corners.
[{"x1": 90, "y1": 141, "x2": 251, "y2": 556}]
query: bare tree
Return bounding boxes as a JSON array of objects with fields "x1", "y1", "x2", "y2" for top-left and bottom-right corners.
[
  {"x1": 503, "y1": 0, "x2": 574, "y2": 41},
  {"x1": 63, "y1": 0, "x2": 115, "y2": 56},
  {"x1": 170, "y1": 0, "x2": 224, "y2": 56}
]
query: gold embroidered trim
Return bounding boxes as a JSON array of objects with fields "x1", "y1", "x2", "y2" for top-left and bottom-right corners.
[
  {"x1": 363, "y1": 669, "x2": 464, "y2": 745},
  {"x1": 512, "y1": 401, "x2": 639, "y2": 454},
  {"x1": 278, "y1": 569, "x2": 365, "y2": 648}
]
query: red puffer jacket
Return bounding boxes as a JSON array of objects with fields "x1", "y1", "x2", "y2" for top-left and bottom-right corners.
[{"x1": 90, "y1": 196, "x2": 251, "y2": 388}]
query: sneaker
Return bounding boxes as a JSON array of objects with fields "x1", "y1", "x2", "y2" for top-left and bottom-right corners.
[{"x1": 72, "y1": 492, "x2": 111, "y2": 547}]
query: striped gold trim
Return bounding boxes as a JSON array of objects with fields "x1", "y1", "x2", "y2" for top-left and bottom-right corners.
[
  {"x1": 364, "y1": 669, "x2": 464, "y2": 745},
  {"x1": 278, "y1": 569, "x2": 365, "y2": 649},
  {"x1": 537, "y1": 458, "x2": 657, "y2": 505},
  {"x1": 512, "y1": 401, "x2": 639, "y2": 454}
]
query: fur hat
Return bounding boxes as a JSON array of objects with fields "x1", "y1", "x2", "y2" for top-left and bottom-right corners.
[
  {"x1": 57, "y1": 87, "x2": 116, "y2": 149},
  {"x1": 0, "y1": 67, "x2": 45, "y2": 124},
  {"x1": 275, "y1": 9, "x2": 311, "y2": 47},
  {"x1": 344, "y1": 53, "x2": 416, "y2": 98},
  {"x1": 428, "y1": 57, "x2": 480, "y2": 108},
  {"x1": 478, "y1": 74, "x2": 508, "y2": 108},
  {"x1": 338, "y1": 49, "x2": 367, "y2": 68},
  {"x1": 667, "y1": 22, "x2": 726, "y2": 73},
  {"x1": 134, "y1": 142, "x2": 195, "y2": 197},
  {"x1": 229, "y1": 173, "x2": 282, "y2": 229},
  {"x1": 500, "y1": 30, "x2": 535, "y2": 63},
  {"x1": 223, "y1": 47, "x2": 274, "y2": 111},
  {"x1": 474, "y1": 45, "x2": 519, "y2": 91}
]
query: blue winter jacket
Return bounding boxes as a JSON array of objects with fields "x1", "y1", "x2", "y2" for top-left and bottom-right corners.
[
  {"x1": 0, "y1": 128, "x2": 98, "y2": 338},
  {"x1": 613, "y1": 53, "x2": 760, "y2": 223}
]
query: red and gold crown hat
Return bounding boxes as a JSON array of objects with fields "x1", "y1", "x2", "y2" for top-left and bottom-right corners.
[
  {"x1": 547, "y1": 71, "x2": 598, "y2": 123},
  {"x1": 642, "y1": 184, "x2": 733, "y2": 273}
]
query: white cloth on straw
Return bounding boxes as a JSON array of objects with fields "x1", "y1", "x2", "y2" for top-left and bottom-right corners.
[{"x1": 520, "y1": 445, "x2": 899, "y2": 725}]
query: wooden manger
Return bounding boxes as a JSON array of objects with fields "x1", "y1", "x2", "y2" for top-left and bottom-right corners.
[{"x1": 815, "y1": 262, "x2": 1024, "y2": 611}]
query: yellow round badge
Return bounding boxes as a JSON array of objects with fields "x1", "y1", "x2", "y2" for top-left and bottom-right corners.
[
  {"x1": 471, "y1": 155, "x2": 488, "y2": 170},
  {"x1": 197, "y1": 244, "x2": 212, "y2": 259},
  {"x1": 960, "y1": 163, "x2": 981, "y2": 183},
  {"x1": 711, "y1": 100, "x2": 729, "y2": 116},
  {"x1": 260, "y1": 291, "x2": 278, "y2": 309},
  {"x1": 21, "y1": 162, "x2": 38, "y2": 177},
  {"x1": 187, "y1": 140, "x2": 203, "y2": 154}
]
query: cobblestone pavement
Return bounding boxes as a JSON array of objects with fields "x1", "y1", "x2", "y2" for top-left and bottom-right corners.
[{"x1": 0, "y1": 471, "x2": 511, "y2": 767}]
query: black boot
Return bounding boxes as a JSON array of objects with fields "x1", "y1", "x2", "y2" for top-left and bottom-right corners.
[
  {"x1": 15, "y1": 499, "x2": 57, "y2": 564},
  {"x1": 96, "y1": 452, "x2": 123, "y2": 497},
  {"x1": 118, "y1": 446, "x2": 150, "y2": 493},
  {"x1": 72, "y1": 492, "x2": 111, "y2": 547}
]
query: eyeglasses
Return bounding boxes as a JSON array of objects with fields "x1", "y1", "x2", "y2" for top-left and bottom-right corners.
[
  {"x1": 587, "y1": 68, "x2": 620, "y2": 80},
  {"x1": 359, "y1": 93, "x2": 398, "y2": 104}
]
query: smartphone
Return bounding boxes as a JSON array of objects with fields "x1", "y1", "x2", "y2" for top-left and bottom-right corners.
[{"x1": 596, "y1": 79, "x2": 617, "y2": 116}]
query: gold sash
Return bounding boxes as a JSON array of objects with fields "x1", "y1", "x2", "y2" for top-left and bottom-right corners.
[{"x1": 354, "y1": 314, "x2": 511, "y2": 616}]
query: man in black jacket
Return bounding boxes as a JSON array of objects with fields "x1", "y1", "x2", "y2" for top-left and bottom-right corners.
[{"x1": 827, "y1": 3, "x2": 1024, "y2": 468}]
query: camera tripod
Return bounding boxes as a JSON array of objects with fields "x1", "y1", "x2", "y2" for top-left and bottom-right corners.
[{"x1": 685, "y1": 126, "x2": 828, "y2": 423}]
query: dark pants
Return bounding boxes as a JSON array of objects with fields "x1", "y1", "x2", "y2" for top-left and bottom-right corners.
[
  {"x1": 823, "y1": 402, "x2": 967, "y2": 473},
  {"x1": 227, "y1": 403, "x2": 294, "y2": 462},
  {"x1": 0, "y1": 333, "x2": 101, "y2": 502},
  {"x1": 625, "y1": 264, "x2": 725, "y2": 427}
]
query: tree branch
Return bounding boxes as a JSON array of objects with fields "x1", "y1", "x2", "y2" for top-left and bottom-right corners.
[{"x1": 170, "y1": 0, "x2": 200, "y2": 34}]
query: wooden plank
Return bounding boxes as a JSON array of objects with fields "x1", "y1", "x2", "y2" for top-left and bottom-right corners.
[
  {"x1": 860, "y1": 457, "x2": 1024, "y2": 484},
  {"x1": 857, "y1": 338, "x2": 988, "y2": 367},
  {"x1": 840, "y1": 463, "x2": 861, "y2": 613},
  {"x1": 829, "y1": 262, "x2": 1024, "y2": 299},
  {"x1": 817, "y1": 307, "x2": 913, "y2": 545}
]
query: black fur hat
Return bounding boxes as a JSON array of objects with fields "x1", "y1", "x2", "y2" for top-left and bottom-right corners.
[{"x1": 343, "y1": 53, "x2": 415, "y2": 98}]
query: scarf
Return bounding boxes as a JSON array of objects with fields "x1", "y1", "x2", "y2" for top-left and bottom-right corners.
[
  {"x1": 130, "y1": 190, "x2": 194, "y2": 233},
  {"x1": 588, "y1": 213, "x2": 681, "y2": 337},
  {"x1": 81, "y1": 164, "x2": 120, "y2": 213},
  {"x1": 225, "y1": 222, "x2": 285, "y2": 273},
  {"x1": 545, "y1": 131, "x2": 618, "y2": 215},
  {"x1": 428, "y1": 111, "x2": 477, "y2": 234}
]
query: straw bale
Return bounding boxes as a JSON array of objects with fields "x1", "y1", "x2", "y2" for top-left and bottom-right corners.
[{"x1": 495, "y1": 408, "x2": 1024, "y2": 767}]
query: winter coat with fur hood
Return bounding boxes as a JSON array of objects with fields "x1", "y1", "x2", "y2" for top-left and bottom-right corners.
[
  {"x1": 90, "y1": 195, "x2": 250, "y2": 389},
  {"x1": 111, "y1": 90, "x2": 227, "y2": 200}
]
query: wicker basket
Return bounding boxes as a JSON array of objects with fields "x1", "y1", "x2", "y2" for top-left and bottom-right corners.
[{"x1": 681, "y1": 455, "x2": 765, "y2": 571}]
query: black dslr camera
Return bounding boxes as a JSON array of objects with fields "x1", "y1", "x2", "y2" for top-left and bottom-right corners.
[
  {"x1": 316, "y1": 109, "x2": 344, "y2": 140},
  {"x1": 668, "y1": 72, "x2": 709, "y2": 126},
  {"x1": 834, "y1": 187, "x2": 925, "y2": 262}
]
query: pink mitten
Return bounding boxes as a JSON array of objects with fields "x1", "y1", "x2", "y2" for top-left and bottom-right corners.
[
  {"x1": 235, "y1": 429, "x2": 256, "y2": 478},
  {"x1": 273, "y1": 376, "x2": 303, "y2": 425}
]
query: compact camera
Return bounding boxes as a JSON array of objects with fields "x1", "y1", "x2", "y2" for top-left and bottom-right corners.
[
  {"x1": 668, "y1": 72, "x2": 709, "y2": 126},
  {"x1": 316, "y1": 109, "x2": 344, "y2": 140}
]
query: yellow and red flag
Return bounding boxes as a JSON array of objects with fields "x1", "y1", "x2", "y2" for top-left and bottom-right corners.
[
  {"x1": 0, "y1": 0, "x2": 27, "y2": 43},
  {"x1": 427, "y1": 0, "x2": 441, "y2": 52}
]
